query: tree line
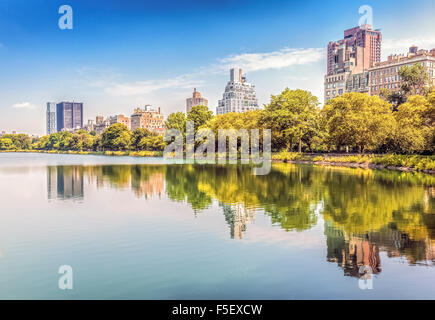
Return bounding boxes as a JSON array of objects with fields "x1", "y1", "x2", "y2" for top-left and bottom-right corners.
[
  {"x1": 1, "y1": 64, "x2": 433, "y2": 154},
  {"x1": 0, "y1": 126, "x2": 165, "y2": 152},
  {"x1": 165, "y1": 93, "x2": 434, "y2": 154}
]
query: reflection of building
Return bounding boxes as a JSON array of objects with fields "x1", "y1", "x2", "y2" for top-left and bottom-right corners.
[
  {"x1": 368, "y1": 227, "x2": 435, "y2": 266},
  {"x1": 85, "y1": 165, "x2": 166, "y2": 199},
  {"x1": 131, "y1": 171, "x2": 165, "y2": 198},
  {"x1": 47, "y1": 166, "x2": 84, "y2": 201},
  {"x1": 46, "y1": 102, "x2": 57, "y2": 134},
  {"x1": 324, "y1": 220, "x2": 435, "y2": 276},
  {"x1": 221, "y1": 203, "x2": 256, "y2": 239},
  {"x1": 130, "y1": 105, "x2": 165, "y2": 135},
  {"x1": 217, "y1": 68, "x2": 259, "y2": 115},
  {"x1": 186, "y1": 88, "x2": 208, "y2": 114},
  {"x1": 324, "y1": 222, "x2": 381, "y2": 277}
]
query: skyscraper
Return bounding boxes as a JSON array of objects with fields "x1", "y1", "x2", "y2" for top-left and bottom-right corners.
[
  {"x1": 56, "y1": 102, "x2": 83, "y2": 132},
  {"x1": 325, "y1": 25, "x2": 382, "y2": 102},
  {"x1": 186, "y1": 88, "x2": 208, "y2": 114},
  {"x1": 46, "y1": 102, "x2": 57, "y2": 134},
  {"x1": 327, "y1": 24, "x2": 382, "y2": 76},
  {"x1": 216, "y1": 68, "x2": 259, "y2": 115}
]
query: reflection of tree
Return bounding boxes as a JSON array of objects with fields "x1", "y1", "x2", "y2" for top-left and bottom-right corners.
[
  {"x1": 46, "y1": 163, "x2": 435, "y2": 266},
  {"x1": 321, "y1": 167, "x2": 434, "y2": 238},
  {"x1": 100, "y1": 165, "x2": 131, "y2": 188},
  {"x1": 165, "y1": 165, "x2": 213, "y2": 211},
  {"x1": 195, "y1": 164, "x2": 319, "y2": 231}
]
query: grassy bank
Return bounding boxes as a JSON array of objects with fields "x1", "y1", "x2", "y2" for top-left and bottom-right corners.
[
  {"x1": 1, "y1": 149, "x2": 434, "y2": 174},
  {"x1": 0, "y1": 149, "x2": 164, "y2": 157},
  {"x1": 272, "y1": 151, "x2": 435, "y2": 173}
]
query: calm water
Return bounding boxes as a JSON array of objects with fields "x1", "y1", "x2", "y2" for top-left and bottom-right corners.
[{"x1": 0, "y1": 153, "x2": 434, "y2": 299}]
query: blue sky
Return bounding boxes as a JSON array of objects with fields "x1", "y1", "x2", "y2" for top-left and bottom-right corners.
[{"x1": 0, "y1": 0, "x2": 434, "y2": 135}]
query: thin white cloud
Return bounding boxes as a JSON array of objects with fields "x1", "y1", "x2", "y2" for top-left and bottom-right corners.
[
  {"x1": 382, "y1": 36, "x2": 435, "y2": 57},
  {"x1": 11, "y1": 102, "x2": 36, "y2": 109},
  {"x1": 217, "y1": 47, "x2": 325, "y2": 73},
  {"x1": 105, "y1": 76, "x2": 203, "y2": 96},
  {"x1": 104, "y1": 47, "x2": 324, "y2": 96}
]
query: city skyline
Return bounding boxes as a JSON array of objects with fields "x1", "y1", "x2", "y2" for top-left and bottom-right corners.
[{"x1": 0, "y1": 0, "x2": 435, "y2": 135}]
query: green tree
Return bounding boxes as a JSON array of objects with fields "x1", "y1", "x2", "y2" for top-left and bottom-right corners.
[
  {"x1": 380, "y1": 88, "x2": 407, "y2": 109},
  {"x1": 165, "y1": 112, "x2": 186, "y2": 133},
  {"x1": 32, "y1": 135, "x2": 50, "y2": 150},
  {"x1": 101, "y1": 123, "x2": 132, "y2": 150},
  {"x1": 131, "y1": 128, "x2": 153, "y2": 150},
  {"x1": 203, "y1": 110, "x2": 264, "y2": 151},
  {"x1": 204, "y1": 110, "x2": 262, "y2": 132},
  {"x1": 399, "y1": 63, "x2": 431, "y2": 97},
  {"x1": 1, "y1": 133, "x2": 32, "y2": 150},
  {"x1": 45, "y1": 131, "x2": 73, "y2": 150},
  {"x1": 187, "y1": 105, "x2": 213, "y2": 133},
  {"x1": 393, "y1": 94, "x2": 434, "y2": 153},
  {"x1": 138, "y1": 134, "x2": 165, "y2": 151},
  {"x1": 69, "y1": 130, "x2": 96, "y2": 151},
  {"x1": 322, "y1": 92, "x2": 395, "y2": 153},
  {"x1": 0, "y1": 138, "x2": 14, "y2": 150},
  {"x1": 260, "y1": 89, "x2": 320, "y2": 152}
]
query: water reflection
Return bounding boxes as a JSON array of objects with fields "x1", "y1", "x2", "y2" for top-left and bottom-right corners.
[
  {"x1": 46, "y1": 163, "x2": 435, "y2": 268},
  {"x1": 221, "y1": 203, "x2": 256, "y2": 239},
  {"x1": 47, "y1": 166, "x2": 84, "y2": 201}
]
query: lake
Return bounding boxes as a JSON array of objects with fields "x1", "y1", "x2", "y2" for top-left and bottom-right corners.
[{"x1": 0, "y1": 153, "x2": 434, "y2": 299}]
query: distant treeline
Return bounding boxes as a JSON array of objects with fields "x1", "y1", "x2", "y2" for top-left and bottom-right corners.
[
  {"x1": 1, "y1": 90, "x2": 434, "y2": 154},
  {"x1": 1, "y1": 64, "x2": 434, "y2": 155}
]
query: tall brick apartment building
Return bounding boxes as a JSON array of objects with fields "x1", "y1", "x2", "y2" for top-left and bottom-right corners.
[{"x1": 325, "y1": 24, "x2": 381, "y2": 102}]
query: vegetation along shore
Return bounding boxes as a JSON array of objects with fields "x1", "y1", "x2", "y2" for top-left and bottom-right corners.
[{"x1": 1, "y1": 150, "x2": 434, "y2": 175}]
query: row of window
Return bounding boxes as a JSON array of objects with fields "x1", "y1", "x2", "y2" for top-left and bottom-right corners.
[
  {"x1": 372, "y1": 75, "x2": 400, "y2": 84},
  {"x1": 326, "y1": 89, "x2": 343, "y2": 96},
  {"x1": 326, "y1": 75, "x2": 345, "y2": 83},
  {"x1": 372, "y1": 83, "x2": 400, "y2": 91},
  {"x1": 326, "y1": 82, "x2": 345, "y2": 89},
  {"x1": 371, "y1": 61, "x2": 434, "y2": 76}
]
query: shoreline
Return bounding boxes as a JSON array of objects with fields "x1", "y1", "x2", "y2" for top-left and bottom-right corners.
[
  {"x1": 1, "y1": 150, "x2": 434, "y2": 175},
  {"x1": 276, "y1": 159, "x2": 435, "y2": 175}
]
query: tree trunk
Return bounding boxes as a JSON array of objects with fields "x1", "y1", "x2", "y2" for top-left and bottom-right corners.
[{"x1": 298, "y1": 139, "x2": 302, "y2": 153}]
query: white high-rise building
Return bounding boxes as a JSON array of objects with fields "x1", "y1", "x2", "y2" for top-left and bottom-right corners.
[
  {"x1": 46, "y1": 102, "x2": 57, "y2": 134},
  {"x1": 216, "y1": 68, "x2": 259, "y2": 115}
]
